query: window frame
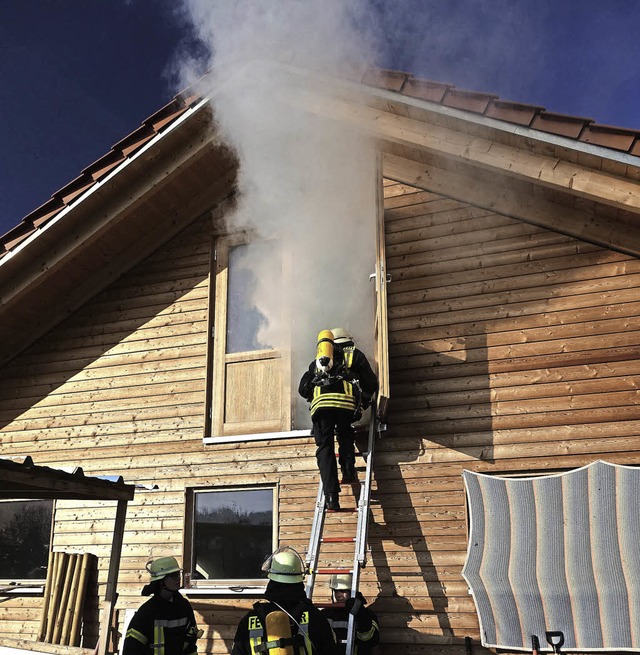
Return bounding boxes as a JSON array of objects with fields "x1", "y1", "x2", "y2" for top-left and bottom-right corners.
[
  {"x1": 183, "y1": 484, "x2": 278, "y2": 593},
  {"x1": 209, "y1": 235, "x2": 292, "y2": 438}
]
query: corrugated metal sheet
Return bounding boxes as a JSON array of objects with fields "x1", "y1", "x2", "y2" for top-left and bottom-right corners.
[{"x1": 462, "y1": 461, "x2": 640, "y2": 652}]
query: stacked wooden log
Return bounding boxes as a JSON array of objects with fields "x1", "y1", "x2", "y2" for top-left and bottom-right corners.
[{"x1": 37, "y1": 551, "x2": 94, "y2": 647}]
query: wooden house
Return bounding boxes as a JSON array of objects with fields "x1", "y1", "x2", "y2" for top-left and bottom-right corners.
[{"x1": 2, "y1": 65, "x2": 640, "y2": 655}]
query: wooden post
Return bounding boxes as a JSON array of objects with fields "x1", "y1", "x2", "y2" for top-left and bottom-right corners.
[
  {"x1": 37, "y1": 548, "x2": 55, "y2": 641},
  {"x1": 52, "y1": 553, "x2": 78, "y2": 644},
  {"x1": 46, "y1": 552, "x2": 69, "y2": 643},
  {"x1": 61, "y1": 553, "x2": 83, "y2": 645},
  {"x1": 70, "y1": 552, "x2": 93, "y2": 647},
  {"x1": 97, "y1": 500, "x2": 128, "y2": 655}
]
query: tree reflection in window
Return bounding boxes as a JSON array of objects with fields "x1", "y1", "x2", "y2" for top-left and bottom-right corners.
[
  {"x1": 0, "y1": 499, "x2": 53, "y2": 580},
  {"x1": 226, "y1": 243, "x2": 274, "y2": 354},
  {"x1": 192, "y1": 488, "x2": 273, "y2": 581}
]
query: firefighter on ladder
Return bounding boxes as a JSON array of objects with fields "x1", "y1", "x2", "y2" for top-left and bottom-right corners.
[
  {"x1": 298, "y1": 328, "x2": 378, "y2": 510},
  {"x1": 231, "y1": 546, "x2": 336, "y2": 655},
  {"x1": 123, "y1": 556, "x2": 202, "y2": 655},
  {"x1": 321, "y1": 574, "x2": 380, "y2": 655}
]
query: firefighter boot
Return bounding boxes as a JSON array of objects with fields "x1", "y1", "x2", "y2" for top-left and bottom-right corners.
[
  {"x1": 325, "y1": 492, "x2": 340, "y2": 511},
  {"x1": 341, "y1": 459, "x2": 357, "y2": 483}
]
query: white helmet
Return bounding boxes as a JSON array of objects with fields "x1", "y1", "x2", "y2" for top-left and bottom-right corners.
[
  {"x1": 330, "y1": 327, "x2": 352, "y2": 344},
  {"x1": 329, "y1": 573, "x2": 352, "y2": 590},
  {"x1": 262, "y1": 547, "x2": 306, "y2": 583}
]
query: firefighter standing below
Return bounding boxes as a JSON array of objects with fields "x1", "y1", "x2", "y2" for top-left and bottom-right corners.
[
  {"x1": 123, "y1": 556, "x2": 201, "y2": 655},
  {"x1": 322, "y1": 574, "x2": 380, "y2": 655},
  {"x1": 298, "y1": 328, "x2": 378, "y2": 511},
  {"x1": 231, "y1": 546, "x2": 336, "y2": 655}
]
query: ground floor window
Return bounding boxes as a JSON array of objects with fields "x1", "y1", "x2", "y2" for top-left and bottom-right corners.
[
  {"x1": 0, "y1": 499, "x2": 54, "y2": 581},
  {"x1": 184, "y1": 486, "x2": 276, "y2": 588}
]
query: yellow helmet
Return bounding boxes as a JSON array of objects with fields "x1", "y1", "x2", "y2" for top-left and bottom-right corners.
[
  {"x1": 330, "y1": 328, "x2": 352, "y2": 344},
  {"x1": 146, "y1": 556, "x2": 181, "y2": 582},
  {"x1": 262, "y1": 547, "x2": 306, "y2": 583},
  {"x1": 329, "y1": 573, "x2": 352, "y2": 590}
]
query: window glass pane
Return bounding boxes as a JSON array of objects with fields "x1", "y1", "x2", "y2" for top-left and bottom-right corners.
[
  {"x1": 226, "y1": 243, "x2": 273, "y2": 353},
  {"x1": 192, "y1": 488, "x2": 273, "y2": 580},
  {"x1": 0, "y1": 500, "x2": 53, "y2": 580}
]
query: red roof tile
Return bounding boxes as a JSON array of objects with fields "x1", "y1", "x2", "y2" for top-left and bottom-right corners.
[
  {"x1": 485, "y1": 99, "x2": 543, "y2": 126},
  {"x1": 361, "y1": 67, "x2": 407, "y2": 92},
  {"x1": 403, "y1": 77, "x2": 451, "y2": 103},
  {"x1": 82, "y1": 150, "x2": 125, "y2": 181},
  {"x1": 579, "y1": 124, "x2": 637, "y2": 151},
  {"x1": 442, "y1": 88, "x2": 498, "y2": 114},
  {"x1": 531, "y1": 111, "x2": 593, "y2": 139}
]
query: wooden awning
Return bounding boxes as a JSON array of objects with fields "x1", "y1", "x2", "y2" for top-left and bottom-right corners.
[
  {"x1": 0, "y1": 456, "x2": 135, "y2": 655},
  {"x1": 0, "y1": 456, "x2": 135, "y2": 501}
]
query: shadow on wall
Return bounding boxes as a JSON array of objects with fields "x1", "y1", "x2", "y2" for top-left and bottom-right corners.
[{"x1": 360, "y1": 342, "x2": 491, "y2": 652}]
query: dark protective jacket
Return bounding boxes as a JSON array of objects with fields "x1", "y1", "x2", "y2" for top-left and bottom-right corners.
[
  {"x1": 321, "y1": 595, "x2": 380, "y2": 655},
  {"x1": 298, "y1": 342, "x2": 378, "y2": 417},
  {"x1": 123, "y1": 592, "x2": 199, "y2": 655},
  {"x1": 232, "y1": 581, "x2": 336, "y2": 655}
]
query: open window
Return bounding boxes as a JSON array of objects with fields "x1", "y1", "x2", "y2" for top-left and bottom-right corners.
[
  {"x1": 0, "y1": 498, "x2": 54, "y2": 584},
  {"x1": 183, "y1": 486, "x2": 276, "y2": 590},
  {"x1": 210, "y1": 238, "x2": 290, "y2": 437}
]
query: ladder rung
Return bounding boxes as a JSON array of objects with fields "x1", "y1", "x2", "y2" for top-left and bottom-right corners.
[
  {"x1": 316, "y1": 567, "x2": 353, "y2": 575},
  {"x1": 322, "y1": 537, "x2": 356, "y2": 543}
]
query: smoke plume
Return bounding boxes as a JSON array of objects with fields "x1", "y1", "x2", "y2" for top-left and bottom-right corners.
[{"x1": 177, "y1": 1, "x2": 380, "y2": 427}]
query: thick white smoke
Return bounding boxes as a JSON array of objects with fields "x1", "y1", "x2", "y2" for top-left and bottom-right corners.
[{"x1": 177, "y1": 1, "x2": 379, "y2": 427}]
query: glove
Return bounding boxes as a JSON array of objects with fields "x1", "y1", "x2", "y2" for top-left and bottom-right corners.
[{"x1": 345, "y1": 595, "x2": 372, "y2": 632}]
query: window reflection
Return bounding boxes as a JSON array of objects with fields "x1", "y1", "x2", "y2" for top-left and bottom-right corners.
[
  {"x1": 226, "y1": 243, "x2": 273, "y2": 354},
  {"x1": 0, "y1": 499, "x2": 53, "y2": 580},
  {"x1": 192, "y1": 488, "x2": 273, "y2": 580}
]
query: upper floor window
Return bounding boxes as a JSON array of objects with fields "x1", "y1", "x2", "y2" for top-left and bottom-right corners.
[
  {"x1": 210, "y1": 238, "x2": 290, "y2": 437},
  {"x1": 0, "y1": 499, "x2": 54, "y2": 582}
]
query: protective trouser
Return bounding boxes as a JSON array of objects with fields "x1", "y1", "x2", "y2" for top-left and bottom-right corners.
[{"x1": 312, "y1": 408, "x2": 354, "y2": 494}]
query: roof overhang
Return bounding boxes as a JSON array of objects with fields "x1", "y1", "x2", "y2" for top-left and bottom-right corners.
[
  {"x1": 283, "y1": 69, "x2": 640, "y2": 258},
  {"x1": 0, "y1": 99, "x2": 237, "y2": 366}
]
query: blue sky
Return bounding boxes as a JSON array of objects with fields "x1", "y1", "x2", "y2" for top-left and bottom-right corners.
[{"x1": 1, "y1": 0, "x2": 639, "y2": 238}]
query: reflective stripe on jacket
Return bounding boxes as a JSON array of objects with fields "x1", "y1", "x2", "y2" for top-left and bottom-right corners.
[{"x1": 310, "y1": 349, "x2": 356, "y2": 415}]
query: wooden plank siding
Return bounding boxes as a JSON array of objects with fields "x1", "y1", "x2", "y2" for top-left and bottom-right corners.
[
  {"x1": 380, "y1": 177, "x2": 640, "y2": 653},
  {"x1": 3, "y1": 177, "x2": 640, "y2": 655},
  {"x1": 0, "y1": 214, "x2": 205, "y2": 646}
]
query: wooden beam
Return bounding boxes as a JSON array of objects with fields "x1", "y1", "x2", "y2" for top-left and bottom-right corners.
[
  {"x1": 292, "y1": 87, "x2": 640, "y2": 215},
  {"x1": 382, "y1": 152, "x2": 640, "y2": 258},
  {"x1": 97, "y1": 499, "x2": 128, "y2": 655}
]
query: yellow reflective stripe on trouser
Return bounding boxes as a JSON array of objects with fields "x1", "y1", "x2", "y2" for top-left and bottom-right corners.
[{"x1": 126, "y1": 628, "x2": 149, "y2": 645}]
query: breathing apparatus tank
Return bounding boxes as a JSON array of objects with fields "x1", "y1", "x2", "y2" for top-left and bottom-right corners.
[
  {"x1": 315, "y1": 330, "x2": 334, "y2": 374},
  {"x1": 265, "y1": 611, "x2": 294, "y2": 655}
]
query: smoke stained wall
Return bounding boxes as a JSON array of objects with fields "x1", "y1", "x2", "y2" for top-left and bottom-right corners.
[{"x1": 178, "y1": 1, "x2": 380, "y2": 426}]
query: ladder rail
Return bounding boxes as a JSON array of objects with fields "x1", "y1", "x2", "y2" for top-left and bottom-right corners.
[
  {"x1": 304, "y1": 477, "x2": 327, "y2": 598},
  {"x1": 345, "y1": 410, "x2": 377, "y2": 655}
]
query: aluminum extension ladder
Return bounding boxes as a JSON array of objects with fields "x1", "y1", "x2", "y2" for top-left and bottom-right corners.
[{"x1": 304, "y1": 409, "x2": 381, "y2": 655}]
